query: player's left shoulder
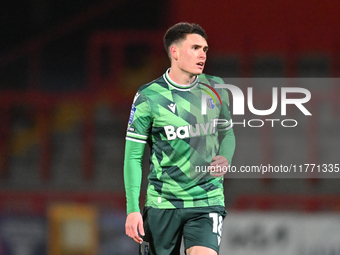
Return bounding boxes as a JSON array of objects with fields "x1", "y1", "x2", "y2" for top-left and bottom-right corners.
[
  {"x1": 198, "y1": 73, "x2": 230, "y2": 104},
  {"x1": 198, "y1": 73, "x2": 224, "y2": 87}
]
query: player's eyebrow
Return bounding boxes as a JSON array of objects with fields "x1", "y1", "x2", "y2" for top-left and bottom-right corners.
[{"x1": 192, "y1": 44, "x2": 209, "y2": 50}]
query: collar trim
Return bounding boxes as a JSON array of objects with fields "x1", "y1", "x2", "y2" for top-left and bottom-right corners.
[{"x1": 163, "y1": 68, "x2": 199, "y2": 91}]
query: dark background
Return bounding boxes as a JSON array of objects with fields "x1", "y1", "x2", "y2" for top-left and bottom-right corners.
[{"x1": 0, "y1": 0, "x2": 339, "y2": 254}]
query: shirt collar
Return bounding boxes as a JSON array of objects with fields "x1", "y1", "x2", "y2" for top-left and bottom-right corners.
[{"x1": 163, "y1": 68, "x2": 199, "y2": 90}]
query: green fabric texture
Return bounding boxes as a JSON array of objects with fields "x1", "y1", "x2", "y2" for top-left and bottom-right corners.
[
  {"x1": 218, "y1": 128, "x2": 236, "y2": 165},
  {"x1": 124, "y1": 70, "x2": 236, "y2": 214},
  {"x1": 124, "y1": 140, "x2": 145, "y2": 214}
]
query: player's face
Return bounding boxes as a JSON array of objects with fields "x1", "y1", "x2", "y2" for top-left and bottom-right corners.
[{"x1": 175, "y1": 34, "x2": 208, "y2": 76}]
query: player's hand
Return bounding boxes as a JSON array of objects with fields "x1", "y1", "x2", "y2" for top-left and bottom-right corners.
[
  {"x1": 209, "y1": 155, "x2": 229, "y2": 177},
  {"x1": 125, "y1": 212, "x2": 145, "y2": 244}
]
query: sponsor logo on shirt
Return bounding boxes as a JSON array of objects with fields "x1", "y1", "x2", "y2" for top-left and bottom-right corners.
[{"x1": 164, "y1": 119, "x2": 221, "y2": 140}]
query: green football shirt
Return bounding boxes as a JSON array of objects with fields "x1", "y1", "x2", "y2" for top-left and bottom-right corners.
[{"x1": 124, "y1": 69, "x2": 235, "y2": 214}]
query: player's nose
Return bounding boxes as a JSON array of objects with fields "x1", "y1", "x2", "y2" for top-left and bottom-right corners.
[{"x1": 198, "y1": 50, "x2": 206, "y2": 59}]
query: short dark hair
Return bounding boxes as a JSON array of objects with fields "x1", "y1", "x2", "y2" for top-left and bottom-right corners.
[{"x1": 163, "y1": 22, "x2": 207, "y2": 56}]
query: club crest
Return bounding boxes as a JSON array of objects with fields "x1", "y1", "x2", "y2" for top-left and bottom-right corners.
[{"x1": 207, "y1": 97, "x2": 215, "y2": 110}]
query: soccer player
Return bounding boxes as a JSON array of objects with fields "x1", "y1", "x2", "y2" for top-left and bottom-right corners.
[{"x1": 124, "y1": 22, "x2": 236, "y2": 255}]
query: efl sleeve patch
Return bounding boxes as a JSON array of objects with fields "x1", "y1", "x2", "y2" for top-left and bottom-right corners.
[{"x1": 128, "y1": 104, "x2": 137, "y2": 125}]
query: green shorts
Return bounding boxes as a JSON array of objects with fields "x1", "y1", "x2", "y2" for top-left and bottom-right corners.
[{"x1": 140, "y1": 206, "x2": 227, "y2": 255}]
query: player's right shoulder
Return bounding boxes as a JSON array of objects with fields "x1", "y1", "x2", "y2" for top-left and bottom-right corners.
[{"x1": 135, "y1": 75, "x2": 167, "y2": 96}]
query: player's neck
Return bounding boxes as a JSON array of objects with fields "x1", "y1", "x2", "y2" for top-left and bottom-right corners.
[{"x1": 168, "y1": 67, "x2": 196, "y2": 85}]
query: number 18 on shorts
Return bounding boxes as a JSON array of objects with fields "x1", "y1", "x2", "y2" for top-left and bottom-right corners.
[{"x1": 141, "y1": 206, "x2": 227, "y2": 254}]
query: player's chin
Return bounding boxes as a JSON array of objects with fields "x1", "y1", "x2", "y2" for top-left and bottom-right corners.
[
  {"x1": 193, "y1": 67, "x2": 204, "y2": 75},
  {"x1": 196, "y1": 69, "x2": 204, "y2": 75}
]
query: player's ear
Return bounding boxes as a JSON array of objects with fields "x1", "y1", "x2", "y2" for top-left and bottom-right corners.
[{"x1": 170, "y1": 46, "x2": 178, "y2": 61}]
